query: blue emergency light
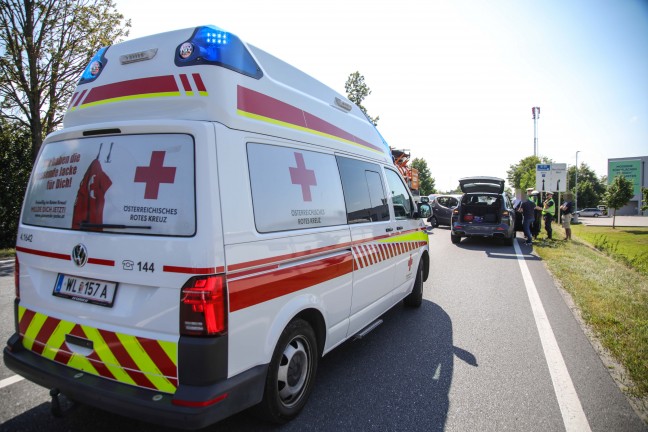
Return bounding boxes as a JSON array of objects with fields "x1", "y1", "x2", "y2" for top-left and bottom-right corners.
[
  {"x1": 175, "y1": 25, "x2": 262, "y2": 79},
  {"x1": 79, "y1": 47, "x2": 109, "y2": 84}
]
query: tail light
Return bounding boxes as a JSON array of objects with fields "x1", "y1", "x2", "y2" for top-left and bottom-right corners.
[
  {"x1": 14, "y1": 255, "x2": 20, "y2": 300},
  {"x1": 180, "y1": 275, "x2": 227, "y2": 336}
]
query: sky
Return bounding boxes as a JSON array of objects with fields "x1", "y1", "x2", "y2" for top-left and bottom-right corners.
[{"x1": 115, "y1": 0, "x2": 648, "y2": 192}]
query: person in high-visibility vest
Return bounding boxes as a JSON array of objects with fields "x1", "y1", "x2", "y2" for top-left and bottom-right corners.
[{"x1": 542, "y1": 191, "x2": 556, "y2": 240}]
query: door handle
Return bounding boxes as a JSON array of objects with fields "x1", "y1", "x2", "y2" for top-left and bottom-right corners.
[
  {"x1": 396, "y1": 226, "x2": 403, "y2": 230},
  {"x1": 385, "y1": 227, "x2": 393, "y2": 232}
]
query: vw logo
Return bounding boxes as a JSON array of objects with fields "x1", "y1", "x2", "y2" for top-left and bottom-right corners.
[{"x1": 72, "y1": 244, "x2": 88, "y2": 267}]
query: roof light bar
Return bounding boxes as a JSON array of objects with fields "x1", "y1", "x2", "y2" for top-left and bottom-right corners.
[
  {"x1": 175, "y1": 25, "x2": 262, "y2": 79},
  {"x1": 79, "y1": 47, "x2": 109, "y2": 84}
]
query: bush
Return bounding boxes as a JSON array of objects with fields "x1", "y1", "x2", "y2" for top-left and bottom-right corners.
[{"x1": 0, "y1": 120, "x2": 32, "y2": 248}]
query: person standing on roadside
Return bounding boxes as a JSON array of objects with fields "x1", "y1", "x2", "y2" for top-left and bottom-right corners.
[
  {"x1": 560, "y1": 192, "x2": 574, "y2": 241},
  {"x1": 542, "y1": 192, "x2": 555, "y2": 240},
  {"x1": 520, "y1": 192, "x2": 539, "y2": 245},
  {"x1": 529, "y1": 190, "x2": 542, "y2": 239}
]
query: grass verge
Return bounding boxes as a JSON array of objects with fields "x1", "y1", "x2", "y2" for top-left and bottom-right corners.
[
  {"x1": 0, "y1": 248, "x2": 15, "y2": 259},
  {"x1": 532, "y1": 224, "x2": 648, "y2": 406},
  {"x1": 571, "y1": 225, "x2": 648, "y2": 276}
]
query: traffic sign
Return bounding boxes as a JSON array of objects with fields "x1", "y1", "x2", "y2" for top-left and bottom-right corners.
[{"x1": 536, "y1": 163, "x2": 567, "y2": 192}]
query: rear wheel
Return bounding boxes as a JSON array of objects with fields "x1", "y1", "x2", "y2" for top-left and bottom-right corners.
[
  {"x1": 257, "y1": 319, "x2": 318, "y2": 423},
  {"x1": 432, "y1": 216, "x2": 439, "y2": 227},
  {"x1": 451, "y1": 233, "x2": 461, "y2": 244},
  {"x1": 404, "y1": 261, "x2": 423, "y2": 307}
]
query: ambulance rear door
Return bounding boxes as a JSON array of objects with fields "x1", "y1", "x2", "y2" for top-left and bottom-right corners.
[{"x1": 15, "y1": 121, "x2": 223, "y2": 395}]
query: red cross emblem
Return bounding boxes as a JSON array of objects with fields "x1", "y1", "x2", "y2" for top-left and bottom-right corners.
[
  {"x1": 134, "y1": 151, "x2": 177, "y2": 199},
  {"x1": 289, "y1": 152, "x2": 316, "y2": 202},
  {"x1": 408, "y1": 254, "x2": 413, "y2": 271}
]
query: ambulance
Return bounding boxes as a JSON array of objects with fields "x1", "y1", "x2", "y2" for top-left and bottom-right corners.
[{"x1": 4, "y1": 25, "x2": 431, "y2": 429}]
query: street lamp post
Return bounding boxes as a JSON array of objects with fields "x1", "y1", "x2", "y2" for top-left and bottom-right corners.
[
  {"x1": 532, "y1": 107, "x2": 541, "y2": 156},
  {"x1": 575, "y1": 151, "x2": 580, "y2": 220}
]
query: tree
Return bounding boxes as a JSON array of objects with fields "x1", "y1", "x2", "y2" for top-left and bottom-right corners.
[
  {"x1": 344, "y1": 71, "x2": 379, "y2": 126},
  {"x1": 642, "y1": 187, "x2": 648, "y2": 212},
  {"x1": 567, "y1": 163, "x2": 605, "y2": 208},
  {"x1": 412, "y1": 157, "x2": 436, "y2": 196},
  {"x1": 0, "y1": 119, "x2": 32, "y2": 248},
  {"x1": 604, "y1": 175, "x2": 634, "y2": 229},
  {"x1": 0, "y1": 0, "x2": 130, "y2": 160},
  {"x1": 506, "y1": 155, "x2": 552, "y2": 191}
]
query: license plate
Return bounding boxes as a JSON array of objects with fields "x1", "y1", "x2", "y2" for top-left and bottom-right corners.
[{"x1": 53, "y1": 274, "x2": 118, "y2": 307}]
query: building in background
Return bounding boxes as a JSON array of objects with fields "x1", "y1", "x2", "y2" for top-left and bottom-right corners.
[{"x1": 607, "y1": 156, "x2": 647, "y2": 215}]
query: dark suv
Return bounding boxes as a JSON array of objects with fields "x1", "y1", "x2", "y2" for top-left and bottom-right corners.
[{"x1": 450, "y1": 177, "x2": 517, "y2": 245}]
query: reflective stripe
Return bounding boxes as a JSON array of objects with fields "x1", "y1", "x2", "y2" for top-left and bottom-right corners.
[
  {"x1": 17, "y1": 306, "x2": 178, "y2": 393},
  {"x1": 82, "y1": 326, "x2": 136, "y2": 386},
  {"x1": 353, "y1": 238, "x2": 428, "y2": 270}
]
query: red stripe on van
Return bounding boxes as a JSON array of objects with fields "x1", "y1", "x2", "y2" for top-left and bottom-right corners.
[
  {"x1": 68, "y1": 91, "x2": 80, "y2": 108},
  {"x1": 83, "y1": 75, "x2": 179, "y2": 105},
  {"x1": 137, "y1": 337, "x2": 178, "y2": 384},
  {"x1": 16, "y1": 246, "x2": 114, "y2": 266},
  {"x1": 31, "y1": 316, "x2": 60, "y2": 355},
  {"x1": 179, "y1": 74, "x2": 192, "y2": 92},
  {"x1": 227, "y1": 243, "x2": 353, "y2": 272},
  {"x1": 99, "y1": 329, "x2": 157, "y2": 389},
  {"x1": 229, "y1": 252, "x2": 353, "y2": 312},
  {"x1": 87, "y1": 257, "x2": 114, "y2": 266},
  {"x1": 227, "y1": 231, "x2": 400, "y2": 274},
  {"x1": 192, "y1": 73, "x2": 207, "y2": 92},
  {"x1": 162, "y1": 265, "x2": 222, "y2": 274},
  {"x1": 16, "y1": 246, "x2": 69, "y2": 261},
  {"x1": 237, "y1": 86, "x2": 384, "y2": 153},
  {"x1": 74, "y1": 89, "x2": 88, "y2": 108},
  {"x1": 18, "y1": 308, "x2": 36, "y2": 336}
]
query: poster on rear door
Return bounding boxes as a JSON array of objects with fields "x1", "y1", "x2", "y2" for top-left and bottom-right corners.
[{"x1": 22, "y1": 134, "x2": 196, "y2": 236}]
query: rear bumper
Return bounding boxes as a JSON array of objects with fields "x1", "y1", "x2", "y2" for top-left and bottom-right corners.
[
  {"x1": 4, "y1": 333, "x2": 266, "y2": 430},
  {"x1": 451, "y1": 223, "x2": 513, "y2": 238}
]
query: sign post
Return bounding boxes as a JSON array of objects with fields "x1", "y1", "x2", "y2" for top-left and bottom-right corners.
[{"x1": 536, "y1": 163, "x2": 568, "y2": 224}]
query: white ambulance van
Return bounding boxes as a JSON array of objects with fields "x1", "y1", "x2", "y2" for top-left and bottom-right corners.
[{"x1": 4, "y1": 25, "x2": 431, "y2": 429}]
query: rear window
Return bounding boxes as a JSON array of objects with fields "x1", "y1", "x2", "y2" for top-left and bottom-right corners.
[
  {"x1": 462, "y1": 194, "x2": 500, "y2": 205},
  {"x1": 22, "y1": 134, "x2": 196, "y2": 236}
]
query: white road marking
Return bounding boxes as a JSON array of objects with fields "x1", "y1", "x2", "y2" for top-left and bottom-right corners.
[
  {"x1": 433, "y1": 363, "x2": 441, "y2": 380},
  {"x1": 0, "y1": 375, "x2": 24, "y2": 390},
  {"x1": 514, "y1": 240, "x2": 592, "y2": 432}
]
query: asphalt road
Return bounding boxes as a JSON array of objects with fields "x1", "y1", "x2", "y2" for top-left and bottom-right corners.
[{"x1": 0, "y1": 231, "x2": 646, "y2": 431}]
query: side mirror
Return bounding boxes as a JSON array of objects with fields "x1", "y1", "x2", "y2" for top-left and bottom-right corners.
[
  {"x1": 420, "y1": 196, "x2": 430, "y2": 203},
  {"x1": 417, "y1": 203, "x2": 432, "y2": 219}
]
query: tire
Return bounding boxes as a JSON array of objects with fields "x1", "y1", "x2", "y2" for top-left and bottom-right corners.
[
  {"x1": 257, "y1": 319, "x2": 318, "y2": 424},
  {"x1": 505, "y1": 235, "x2": 514, "y2": 246},
  {"x1": 451, "y1": 233, "x2": 461, "y2": 244},
  {"x1": 432, "y1": 216, "x2": 439, "y2": 227},
  {"x1": 404, "y1": 261, "x2": 423, "y2": 307},
  {"x1": 594, "y1": 214, "x2": 599, "y2": 218}
]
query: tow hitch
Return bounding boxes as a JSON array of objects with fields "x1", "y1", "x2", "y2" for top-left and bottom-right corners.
[{"x1": 49, "y1": 388, "x2": 76, "y2": 418}]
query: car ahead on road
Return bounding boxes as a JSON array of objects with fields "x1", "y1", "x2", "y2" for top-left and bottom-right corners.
[
  {"x1": 428, "y1": 194, "x2": 461, "y2": 227},
  {"x1": 576, "y1": 208, "x2": 604, "y2": 217},
  {"x1": 450, "y1": 177, "x2": 517, "y2": 245}
]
